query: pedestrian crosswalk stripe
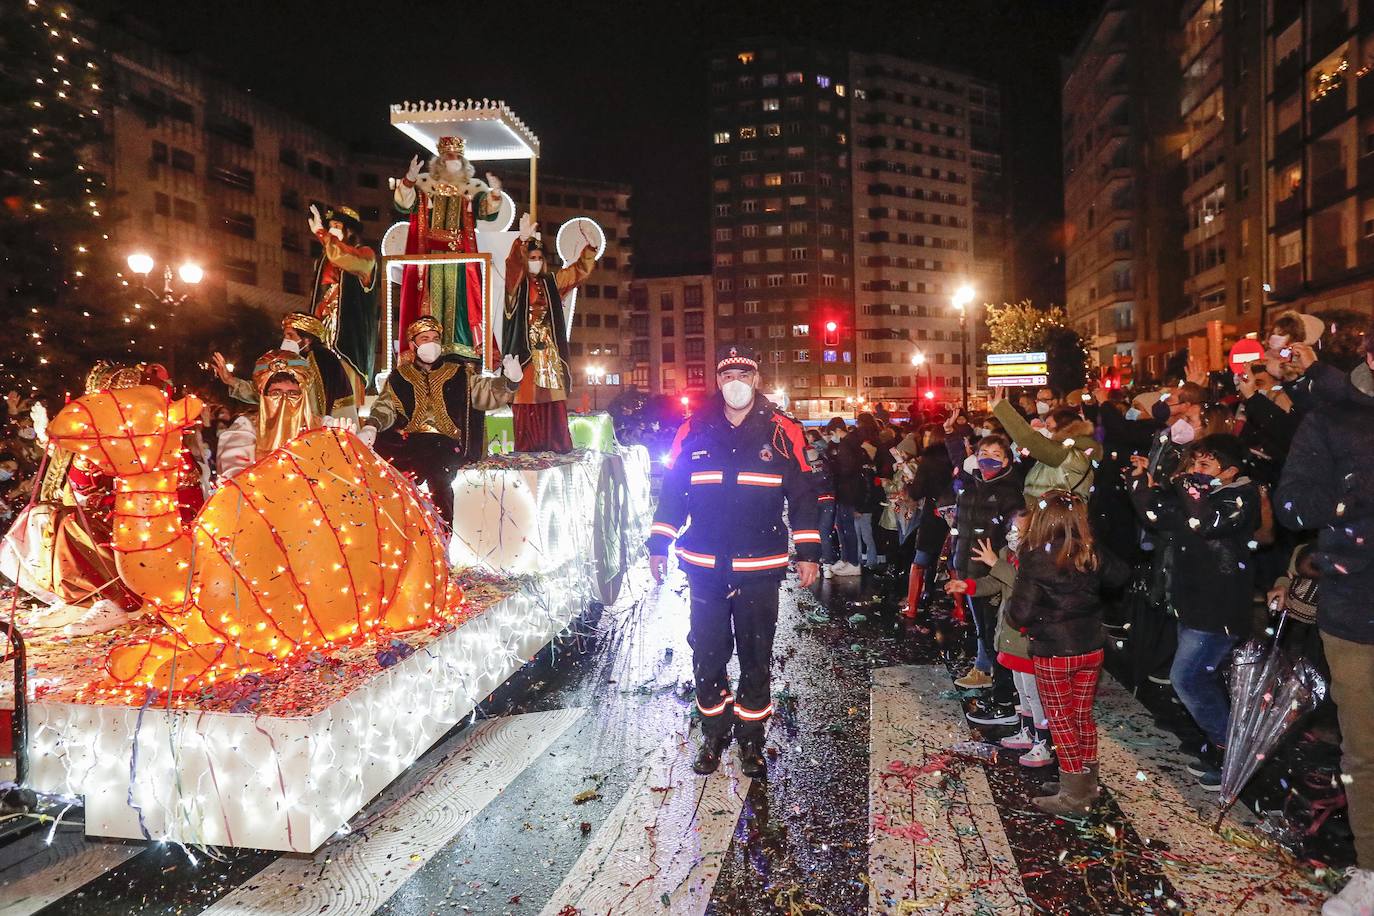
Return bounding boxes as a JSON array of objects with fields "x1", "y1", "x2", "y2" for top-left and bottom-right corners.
[
  {"x1": 1093, "y1": 677, "x2": 1323, "y2": 913},
  {"x1": 198, "y1": 707, "x2": 586, "y2": 915},
  {"x1": 869, "y1": 665, "x2": 1033, "y2": 914},
  {"x1": 538, "y1": 730, "x2": 751, "y2": 915},
  {"x1": 0, "y1": 832, "x2": 141, "y2": 916}
]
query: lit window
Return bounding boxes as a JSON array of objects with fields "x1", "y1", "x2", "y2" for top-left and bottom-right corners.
[
  {"x1": 786, "y1": 71, "x2": 804, "y2": 84},
  {"x1": 740, "y1": 126, "x2": 758, "y2": 139},
  {"x1": 713, "y1": 131, "x2": 730, "y2": 144},
  {"x1": 766, "y1": 123, "x2": 781, "y2": 137},
  {"x1": 738, "y1": 51, "x2": 755, "y2": 64},
  {"x1": 795, "y1": 349, "x2": 810, "y2": 362},
  {"x1": 763, "y1": 98, "x2": 780, "y2": 111},
  {"x1": 817, "y1": 74, "x2": 831, "y2": 88},
  {"x1": 792, "y1": 323, "x2": 810, "y2": 336},
  {"x1": 823, "y1": 350, "x2": 838, "y2": 362},
  {"x1": 764, "y1": 173, "x2": 783, "y2": 186},
  {"x1": 835, "y1": 83, "x2": 846, "y2": 97}
]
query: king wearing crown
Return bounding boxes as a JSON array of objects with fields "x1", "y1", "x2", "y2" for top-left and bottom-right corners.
[{"x1": 394, "y1": 136, "x2": 505, "y2": 360}]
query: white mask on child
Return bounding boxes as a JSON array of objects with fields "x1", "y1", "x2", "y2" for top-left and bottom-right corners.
[{"x1": 1169, "y1": 417, "x2": 1196, "y2": 445}]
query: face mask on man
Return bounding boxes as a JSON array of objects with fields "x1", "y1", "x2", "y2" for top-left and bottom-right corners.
[
  {"x1": 827, "y1": 432, "x2": 841, "y2": 443},
  {"x1": 1169, "y1": 417, "x2": 1196, "y2": 445},
  {"x1": 328, "y1": 226, "x2": 345, "y2": 241},
  {"x1": 721, "y1": 379, "x2": 755, "y2": 410},
  {"x1": 1035, "y1": 401, "x2": 1051, "y2": 416},
  {"x1": 1268, "y1": 334, "x2": 1290, "y2": 350},
  {"x1": 1005, "y1": 526, "x2": 1022, "y2": 552},
  {"x1": 415, "y1": 341, "x2": 442, "y2": 364},
  {"x1": 977, "y1": 456, "x2": 1005, "y2": 479},
  {"x1": 528, "y1": 258, "x2": 544, "y2": 275},
  {"x1": 0, "y1": 469, "x2": 12, "y2": 482},
  {"x1": 280, "y1": 338, "x2": 301, "y2": 354},
  {"x1": 1125, "y1": 407, "x2": 1142, "y2": 421},
  {"x1": 977, "y1": 426, "x2": 992, "y2": 437}
]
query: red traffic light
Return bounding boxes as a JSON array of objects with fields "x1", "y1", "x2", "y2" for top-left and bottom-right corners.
[
  {"x1": 923, "y1": 390, "x2": 935, "y2": 400},
  {"x1": 825, "y1": 320, "x2": 837, "y2": 332}
]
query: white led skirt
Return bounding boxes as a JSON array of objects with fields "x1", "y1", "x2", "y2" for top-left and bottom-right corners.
[{"x1": 22, "y1": 448, "x2": 650, "y2": 852}]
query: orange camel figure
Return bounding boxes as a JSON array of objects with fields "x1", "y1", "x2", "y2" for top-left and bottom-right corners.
[{"x1": 45, "y1": 385, "x2": 464, "y2": 693}]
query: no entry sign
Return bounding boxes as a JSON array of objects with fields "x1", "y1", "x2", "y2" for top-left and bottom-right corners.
[{"x1": 1228, "y1": 339, "x2": 1265, "y2": 375}]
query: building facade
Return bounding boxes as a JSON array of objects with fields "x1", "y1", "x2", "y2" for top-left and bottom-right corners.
[
  {"x1": 1265, "y1": 0, "x2": 1374, "y2": 323},
  {"x1": 708, "y1": 41, "x2": 1008, "y2": 417},
  {"x1": 1062, "y1": 0, "x2": 1187, "y2": 377},
  {"x1": 627, "y1": 274, "x2": 716, "y2": 401}
]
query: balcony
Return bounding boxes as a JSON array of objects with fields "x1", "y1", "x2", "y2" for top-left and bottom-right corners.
[
  {"x1": 1310, "y1": 87, "x2": 1353, "y2": 137},
  {"x1": 1275, "y1": 189, "x2": 1305, "y2": 225},
  {"x1": 1275, "y1": 123, "x2": 1303, "y2": 157},
  {"x1": 1274, "y1": 263, "x2": 1303, "y2": 297},
  {"x1": 1311, "y1": 167, "x2": 1351, "y2": 209},
  {"x1": 1311, "y1": 15, "x2": 1352, "y2": 62},
  {"x1": 1274, "y1": 54, "x2": 1303, "y2": 96}
]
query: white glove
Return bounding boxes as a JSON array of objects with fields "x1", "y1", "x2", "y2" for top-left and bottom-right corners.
[
  {"x1": 502, "y1": 354, "x2": 524, "y2": 383},
  {"x1": 486, "y1": 172, "x2": 502, "y2": 193},
  {"x1": 358, "y1": 425, "x2": 377, "y2": 448},
  {"x1": 307, "y1": 204, "x2": 324, "y2": 236},
  {"x1": 405, "y1": 155, "x2": 422, "y2": 183},
  {"x1": 518, "y1": 213, "x2": 535, "y2": 242}
]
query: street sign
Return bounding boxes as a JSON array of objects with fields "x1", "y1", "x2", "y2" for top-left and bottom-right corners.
[
  {"x1": 987, "y1": 351, "x2": 1047, "y2": 365},
  {"x1": 1228, "y1": 339, "x2": 1265, "y2": 375},
  {"x1": 988, "y1": 362, "x2": 1048, "y2": 377},
  {"x1": 990, "y1": 374, "x2": 1049, "y2": 387}
]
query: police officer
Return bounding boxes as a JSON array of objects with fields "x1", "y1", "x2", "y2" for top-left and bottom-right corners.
[{"x1": 648, "y1": 343, "x2": 821, "y2": 777}]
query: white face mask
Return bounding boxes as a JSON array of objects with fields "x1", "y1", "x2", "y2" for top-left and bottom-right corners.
[
  {"x1": 721, "y1": 379, "x2": 755, "y2": 410},
  {"x1": 528, "y1": 259, "x2": 544, "y2": 275},
  {"x1": 1169, "y1": 417, "x2": 1196, "y2": 445},
  {"x1": 328, "y1": 226, "x2": 345, "y2": 241},
  {"x1": 415, "y1": 341, "x2": 442, "y2": 364},
  {"x1": 1005, "y1": 526, "x2": 1022, "y2": 552},
  {"x1": 978, "y1": 426, "x2": 992, "y2": 437},
  {"x1": 0, "y1": 468, "x2": 12, "y2": 481},
  {"x1": 962, "y1": 453, "x2": 979, "y2": 474},
  {"x1": 828, "y1": 432, "x2": 841, "y2": 443},
  {"x1": 280, "y1": 338, "x2": 301, "y2": 354},
  {"x1": 1035, "y1": 401, "x2": 1051, "y2": 416},
  {"x1": 1268, "y1": 334, "x2": 1289, "y2": 350}
]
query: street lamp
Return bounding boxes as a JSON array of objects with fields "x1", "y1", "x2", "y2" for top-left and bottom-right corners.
[
  {"x1": 910, "y1": 349, "x2": 933, "y2": 396},
  {"x1": 951, "y1": 284, "x2": 975, "y2": 413},
  {"x1": 125, "y1": 252, "x2": 203, "y2": 375},
  {"x1": 585, "y1": 364, "x2": 606, "y2": 411}
]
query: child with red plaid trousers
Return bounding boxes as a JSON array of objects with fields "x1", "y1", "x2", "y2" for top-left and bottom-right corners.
[{"x1": 1007, "y1": 489, "x2": 1130, "y2": 817}]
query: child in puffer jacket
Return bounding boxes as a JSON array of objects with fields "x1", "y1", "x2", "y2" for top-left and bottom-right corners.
[{"x1": 946, "y1": 509, "x2": 1054, "y2": 768}]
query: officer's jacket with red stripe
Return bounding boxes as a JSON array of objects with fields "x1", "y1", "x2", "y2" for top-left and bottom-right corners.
[{"x1": 648, "y1": 395, "x2": 820, "y2": 590}]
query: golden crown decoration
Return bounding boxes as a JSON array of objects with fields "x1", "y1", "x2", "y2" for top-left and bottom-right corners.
[{"x1": 389, "y1": 98, "x2": 540, "y2": 160}]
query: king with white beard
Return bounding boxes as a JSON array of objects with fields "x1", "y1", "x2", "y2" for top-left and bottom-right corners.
[{"x1": 393, "y1": 136, "x2": 505, "y2": 360}]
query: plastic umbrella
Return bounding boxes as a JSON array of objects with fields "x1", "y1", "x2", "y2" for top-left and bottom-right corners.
[{"x1": 1215, "y1": 612, "x2": 1328, "y2": 828}]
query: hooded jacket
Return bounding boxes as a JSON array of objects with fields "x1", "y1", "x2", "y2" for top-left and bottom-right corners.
[
  {"x1": 992, "y1": 401, "x2": 1098, "y2": 500},
  {"x1": 1006, "y1": 542, "x2": 1130, "y2": 658},
  {"x1": 1276, "y1": 361, "x2": 1374, "y2": 644}
]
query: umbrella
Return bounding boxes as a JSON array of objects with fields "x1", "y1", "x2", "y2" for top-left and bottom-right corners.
[{"x1": 1215, "y1": 612, "x2": 1328, "y2": 827}]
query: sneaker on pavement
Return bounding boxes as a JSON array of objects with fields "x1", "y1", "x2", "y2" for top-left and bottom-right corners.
[
  {"x1": 954, "y1": 667, "x2": 993, "y2": 690},
  {"x1": 822, "y1": 564, "x2": 834, "y2": 579},
  {"x1": 999, "y1": 726, "x2": 1035, "y2": 751},
  {"x1": 62, "y1": 599, "x2": 133, "y2": 637},
  {"x1": 1324, "y1": 868, "x2": 1374, "y2": 916},
  {"x1": 966, "y1": 702, "x2": 1019, "y2": 726},
  {"x1": 1195, "y1": 768, "x2": 1223, "y2": 791},
  {"x1": 1186, "y1": 755, "x2": 1217, "y2": 778},
  {"x1": 831, "y1": 561, "x2": 862, "y2": 577},
  {"x1": 1018, "y1": 740, "x2": 1056, "y2": 768}
]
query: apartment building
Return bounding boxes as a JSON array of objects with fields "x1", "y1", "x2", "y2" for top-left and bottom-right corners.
[{"x1": 627, "y1": 274, "x2": 716, "y2": 400}]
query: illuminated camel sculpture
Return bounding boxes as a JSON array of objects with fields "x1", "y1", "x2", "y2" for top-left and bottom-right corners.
[{"x1": 46, "y1": 385, "x2": 464, "y2": 693}]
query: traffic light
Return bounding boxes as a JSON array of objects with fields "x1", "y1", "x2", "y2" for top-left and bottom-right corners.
[
  {"x1": 923, "y1": 389, "x2": 935, "y2": 401},
  {"x1": 1113, "y1": 353, "x2": 1135, "y2": 389},
  {"x1": 823, "y1": 320, "x2": 839, "y2": 347}
]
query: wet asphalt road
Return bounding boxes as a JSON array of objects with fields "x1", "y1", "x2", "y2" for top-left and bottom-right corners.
[{"x1": 0, "y1": 556, "x2": 1354, "y2": 915}]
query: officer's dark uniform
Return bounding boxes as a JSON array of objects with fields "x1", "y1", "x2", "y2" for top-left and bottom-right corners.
[{"x1": 647, "y1": 345, "x2": 820, "y2": 774}]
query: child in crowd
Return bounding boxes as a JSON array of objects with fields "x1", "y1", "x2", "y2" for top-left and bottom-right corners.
[
  {"x1": 947, "y1": 433, "x2": 1025, "y2": 725},
  {"x1": 1130, "y1": 433, "x2": 1260, "y2": 789},
  {"x1": 946, "y1": 509, "x2": 1054, "y2": 767},
  {"x1": 1008, "y1": 489, "x2": 1129, "y2": 816}
]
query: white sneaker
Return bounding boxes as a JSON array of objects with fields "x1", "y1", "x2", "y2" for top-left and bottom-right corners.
[
  {"x1": 62, "y1": 599, "x2": 134, "y2": 636},
  {"x1": 999, "y1": 726, "x2": 1034, "y2": 751},
  {"x1": 822, "y1": 564, "x2": 834, "y2": 579},
  {"x1": 1324, "y1": 868, "x2": 1374, "y2": 916},
  {"x1": 831, "y1": 562, "x2": 862, "y2": 577},
  {"x1": 1018, "y1": 740, "x2": 1056, "y2": 769}
]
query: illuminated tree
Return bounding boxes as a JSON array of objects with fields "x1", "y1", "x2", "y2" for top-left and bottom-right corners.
[{"x1": 984, "y1": 300, "x2": 1088, "y2": 394}]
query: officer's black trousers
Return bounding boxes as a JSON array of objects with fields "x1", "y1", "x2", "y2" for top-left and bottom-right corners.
[{"x1": 688, "y1": 577, "x2": 780, "y2": 741}]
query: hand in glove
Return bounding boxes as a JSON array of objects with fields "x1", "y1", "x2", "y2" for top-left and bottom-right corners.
[
  {"x1": 486, "y1": 172, "x2": 502, "y2": 193},
  {"x1": 307, "y1": 204, "x2": 324, "y2": 236},
  {"x1": 518, "y1": 213, "x2": 536, "y2": 242},
  {"x1": 405, "y1": 155, "x2": 422, "y2": 183},
  {"x1": 502, "y1": 354, "x2": 525, "y2": 383},
  {"x1": 358, "y1": 425, "x2": 378, "y2": 448}
]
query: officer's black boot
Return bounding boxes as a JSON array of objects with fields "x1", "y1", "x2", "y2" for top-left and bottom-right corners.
[
  {"x1": 737, "y1": 736, "x2": 768, "y2": 779},
  {"x1": 693, "y1": 733, "x2": 731, "y2": 775}
]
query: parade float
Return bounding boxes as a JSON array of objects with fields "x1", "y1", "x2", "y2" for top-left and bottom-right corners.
[{"x1": 1, "y1": 101, "x2": 651, "y2": 852}]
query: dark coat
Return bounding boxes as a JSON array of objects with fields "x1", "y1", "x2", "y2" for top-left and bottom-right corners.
[
  {"x1": 950, "y1": 464, "x2": 1024, "y2": 578},
  {"x1": 907, "y1": 443, "x2": 955, "y2": 555},
  {"x1": 1131, "y1": 475, "x2": 1261, "y2": 636},
  {"x1": 833, "y1": 430, "x2": 874, "y2": 509},
  {"x1": 1006, "y1": 543, "x2": 1130, "y2": 657},
  {"x1": 1276, "y1": 362, "x2": 1374, "y2": 645},
  {"x1": 647, "y1": 395, "x2": 820, "y2": 595}
]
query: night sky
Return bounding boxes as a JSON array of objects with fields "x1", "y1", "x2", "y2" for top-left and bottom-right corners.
[{"x1": 128, "y1": 0, "x2": 1102, "y2": 293}]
